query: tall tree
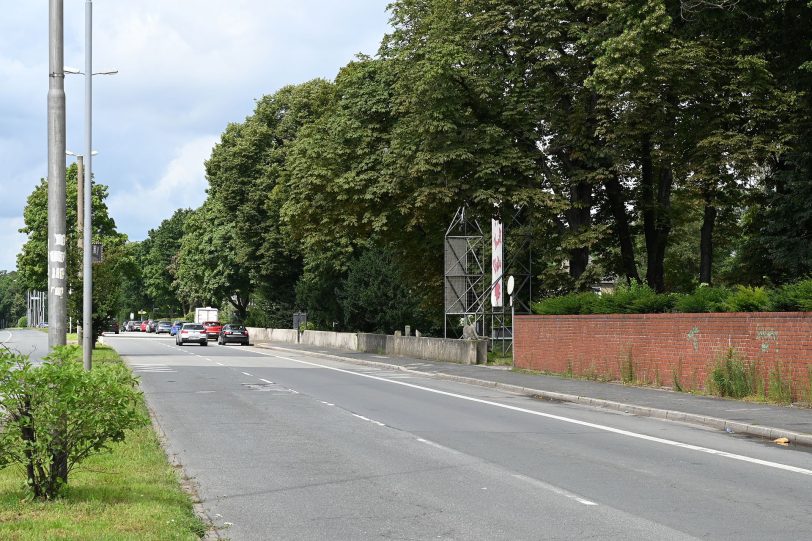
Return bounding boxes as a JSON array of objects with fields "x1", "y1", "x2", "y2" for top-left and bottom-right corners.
[
  {"x1": 205, "y1": 80, "x2": 334, "y2": 322},
  {"x1": 142, "y1": 208, "x2": 192, "y2": 316}
]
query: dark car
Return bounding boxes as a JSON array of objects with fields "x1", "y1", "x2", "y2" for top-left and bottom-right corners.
[
  {"x1": 105, "y1": 319, "x2": 119, "y2": 334},
  {"x1": 170, "y1": 321, "x2": 187, "y2": 336},
  {"x1": 202, "y1": 321, "x2": 223, "y2": 340},
  {"x1": 176, "y1": 323, "x2": 207, "y2": 346},
  {"x1": 217, "y1": 324, "x2": 249, "y2": 346}
]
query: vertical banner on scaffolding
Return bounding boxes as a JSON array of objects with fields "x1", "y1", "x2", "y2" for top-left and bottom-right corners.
[{"x1": 491, "y1": 218, "x2": 503, "y2": 307}]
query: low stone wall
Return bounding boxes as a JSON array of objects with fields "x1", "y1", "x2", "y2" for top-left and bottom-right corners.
[
  {"x1": 250, "y1": 328, "x2": 487, "y2": 365},
  {"x1": 388, "y1": 335, "x2": 487, "y2": 365},
  {"x1": 358, "y1": 333, "x2": 388, "y2": 354},
  {"x1": 246, "y1": 328, "x2": 299, "y2": 344},
  {"x1": 301, "y1": 330, "x2": 358, "y2": 351}
]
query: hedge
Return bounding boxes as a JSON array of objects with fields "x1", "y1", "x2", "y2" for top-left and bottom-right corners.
[{"x1": 532, "y1": 279, "x2": 812, "y2": 315}]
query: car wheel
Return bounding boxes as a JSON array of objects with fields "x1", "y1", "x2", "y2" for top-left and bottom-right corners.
[{"x1": 201, "y1": 340, "x2": 207, "y2": 346}]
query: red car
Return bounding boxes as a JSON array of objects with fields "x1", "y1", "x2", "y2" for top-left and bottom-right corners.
[
  {"x1": 201, "y1": 321, "x2": 222, "y2": 340},
  {"x1": 140, "y1": 320, "x2": 149, "y2": 332}
]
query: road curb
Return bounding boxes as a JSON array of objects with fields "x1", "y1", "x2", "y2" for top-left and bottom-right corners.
[{"x1": 255, "y1": 342, "x2": 812, "y2": 448}]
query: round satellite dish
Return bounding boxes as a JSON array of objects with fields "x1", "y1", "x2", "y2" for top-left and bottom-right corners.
[{"x1": 506, "y1": 275, "x2": 515, "y2": 296}]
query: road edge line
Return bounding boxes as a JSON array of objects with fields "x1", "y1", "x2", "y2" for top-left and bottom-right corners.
[{"x1": 253, "y1": 342, "x2": 812, "y2": 448}]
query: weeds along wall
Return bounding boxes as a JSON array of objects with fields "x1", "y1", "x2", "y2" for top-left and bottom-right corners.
[{"x1": 514, "y1": 312, "x2": 812, "y2": 401}]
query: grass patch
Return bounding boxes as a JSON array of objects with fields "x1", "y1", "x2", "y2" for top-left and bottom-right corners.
[
  {"x1": 486, "y1": 351, "x2": 513, "y2": 366},
  {"x1": 620, "y1": 351, "x2": 635, "y2": 384},
  {"x1": 768, "y1": 364, "x2": 792, "y2": 404},
  {"x1": 706, "y1": 348, "x2": 755, "y2": 398},
  {"x1": 0, "y1": 345, "x2": 206, "y2": 540}
]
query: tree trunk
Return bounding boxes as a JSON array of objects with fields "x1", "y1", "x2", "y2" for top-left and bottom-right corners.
[
  {"x1": 641, "y1": 135, "x2": 658, "y2": 288},
  {"x1": 565, "y1": 180, "x2": 592, "y2": 279},
  {"x1": 700, "y1": 193, "x2": 717, "y2": 285},
  {"x1": 229, "y1": 293, "x2": 250, "y2": 323},
  {"x1": 640, "y1": 136, "x2": 673, "y2": 292},
  {"x1": 604, "y1": 173, "x2": 640, "y2": 284}
]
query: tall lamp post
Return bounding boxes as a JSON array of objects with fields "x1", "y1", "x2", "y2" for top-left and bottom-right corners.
[{"x1": 66, "y1": 0, "x2": 116, "y2": 370}]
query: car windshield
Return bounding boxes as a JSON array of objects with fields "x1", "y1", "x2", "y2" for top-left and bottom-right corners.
[
  {"x1": 228, "y1": 325, "x2": 246, "y2": 330},
  {"x1": 184, "y1": 324, "x2": 204, "y2": 330}
]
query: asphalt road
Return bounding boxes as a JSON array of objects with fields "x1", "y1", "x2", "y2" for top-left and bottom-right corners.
[
  {"x1": 105, "y1": 332, "x2": 812, "y2": 541},
  {"x1": 0, "y1": 328, "x2": 54, "y2": 364}
]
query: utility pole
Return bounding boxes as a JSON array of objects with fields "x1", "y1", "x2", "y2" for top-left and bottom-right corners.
[
  {"x1": 82, "y1": 0, "x2": 93, "y2": 370},
  {"x1": 48, "y1": 0, "x2": 67, "y2": 349},
  {"x1": 77, "y1": 155, "x2": 84, "y2": 251},
  {"x1": 76, "y1": 154, "x2": 84, "y2": 344}
]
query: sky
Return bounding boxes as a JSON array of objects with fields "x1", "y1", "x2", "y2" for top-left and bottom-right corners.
[{"x1": 0, "y1": 1, "x2": 392, "y2": 271}]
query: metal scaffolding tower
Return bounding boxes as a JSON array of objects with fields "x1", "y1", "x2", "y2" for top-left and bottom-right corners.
[
  {"x1": 444, "y1": 207, "x2": 486, "y2": 338},
  {"x1": 27, "y1": 290, "x2": 48, "y2": 327},
  {"x1": 444, "y1": 206, "x2": 532, "y2": 350}
]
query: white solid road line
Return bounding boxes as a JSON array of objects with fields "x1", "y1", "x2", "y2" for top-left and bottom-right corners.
[
  {"x1": 0, "y1": 330, "x2": 11, "y2": 344},
  {"x1": 511, "y1": 474, "x2": 598, "y2": 506},
  {"x1": 251, "y1": 349, "x2": 812, "y2": 477}
]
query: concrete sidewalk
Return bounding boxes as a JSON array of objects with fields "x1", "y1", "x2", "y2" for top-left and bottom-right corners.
[{"x1": 254, "y1": 340, "x2": 812, "y2": 447}]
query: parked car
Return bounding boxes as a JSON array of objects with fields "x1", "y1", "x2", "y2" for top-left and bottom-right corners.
[
  {"x1": 147, "y1": 320, "x2": 159, "y2": 333},
  {"x1": 140, "y1": 320, "x2": 149, "y2": 332},
  {"x1": 217, "y1": 324, "x2": 249, "y2": 346},
  {"x1": 156, "y1": 321, "x2": 172, "y2": 334},
  {"x1": 202, "y1": 321, "x2": 223, "y2": 340},
  {"x1": 128, "y1": 320, "x2": 142, "y2": 332},
  {"x1": 176, "y1": 323, "x2": 207, "y2": 346},
  {"x1": 170, "y1": 321, "x2": 187, "y2": 336},
  {"x1": 105, "y1": 319, "x2": 119, "y2": 334}
]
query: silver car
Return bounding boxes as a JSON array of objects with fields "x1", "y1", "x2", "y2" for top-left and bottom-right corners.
[{"x1": 175, "y1": 323, "x2": 208, "y2": 346}]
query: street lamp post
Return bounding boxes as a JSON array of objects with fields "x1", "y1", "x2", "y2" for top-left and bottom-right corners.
[
  {"x1": 67, "y1": 0, "x2": 116, "y2": 370},
  {"x1": 82, "y1": 0, "x2": 93, "y2": 370}
]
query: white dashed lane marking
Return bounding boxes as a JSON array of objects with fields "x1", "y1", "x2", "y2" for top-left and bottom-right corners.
[{"x1": 131, "y1": 364, "x2": 176, "y2": 373}]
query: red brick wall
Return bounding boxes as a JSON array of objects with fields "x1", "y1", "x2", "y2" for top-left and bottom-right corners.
[{"x1": 514, "y1": 312, "x2": 812, "y2": 399}]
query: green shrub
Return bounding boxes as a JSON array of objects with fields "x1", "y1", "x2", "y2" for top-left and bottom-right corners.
[
  {"x1": 674, "y1": 286, "x2": 731, "y2": 313},
  {"x1": 707, "y1": 348, "x2": 754, "y2": 398},
  {"x1": 533, "y1": 292, "x2": 598, "y2": 315},
  {"x1": 592, "y1": 283, "x2": 674, "y2": 314},
  {"x1": 17, "y1": 316, "x2": 27, "y2": 328},
  {"x1": 0, "y1": 346, "x2": 148, "y2": 499},
  {"x1": 769, "y1": 278, "x2": 812, "y2": 312},
  {"x1": 723, "y1": 285, "x2": 771, "y2": 312}
]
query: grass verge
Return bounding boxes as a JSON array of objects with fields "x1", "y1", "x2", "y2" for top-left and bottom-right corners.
[{"x1": 0, "y1": 344, "x2": 206, "y2": 540}]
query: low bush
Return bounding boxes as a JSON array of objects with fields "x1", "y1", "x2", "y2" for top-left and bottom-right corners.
[
  {"x1": 533, "y1": 292, "x2": 597, "y2": 315},
  {"x1": 769, "y1": 278, "x2": 812, "y2": 312},
  {"x1": 674, "y1": 286, "x2": 731, "y2": 313},
  {"x1": 0, "y1": 346, "x2": 148, "y2": 499},
  {"x1": 723, "y1": 285, "x2": 771, "y2": 312},
  {"x1": 17, "y1": 316, "x2": 27, "y2": 328}
]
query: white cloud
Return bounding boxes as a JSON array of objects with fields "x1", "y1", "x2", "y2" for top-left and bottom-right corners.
[
  {"x1": 0, "y1": 1, "x2": 391, "y2": 270},
  {"x1": 0, "y1": 217, "x2": 26, "y2": 271},
  {"x1": 108, "y1": 135, "x2": 219, "y2": 238}
]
